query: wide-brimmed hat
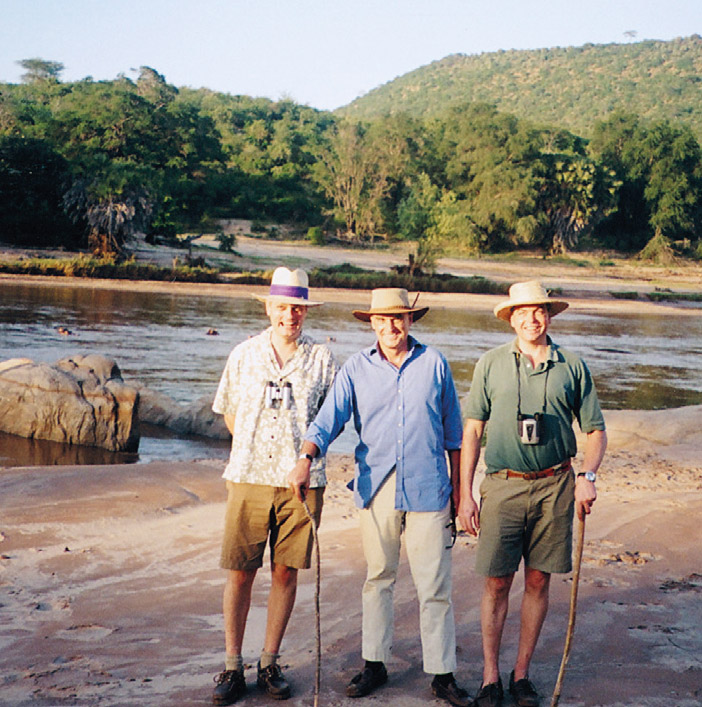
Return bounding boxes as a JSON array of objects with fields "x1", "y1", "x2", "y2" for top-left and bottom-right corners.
[
  {"x1": 254, "y1": 267, "x2": 323, "y2": 307},
  {"x1": 494, "y1": 280, "x2": 569, "y2": 321},
  {"x1": 352, "y1": 288, "x2": 429, "y2": 322}
]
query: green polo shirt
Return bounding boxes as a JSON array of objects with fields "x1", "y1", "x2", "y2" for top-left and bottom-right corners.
[{"x1": 464, "y1": 337, "x2": 605, "y2": 474}]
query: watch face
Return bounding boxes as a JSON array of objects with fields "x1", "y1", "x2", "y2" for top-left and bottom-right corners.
[{"x1": 584, "y1": 471, "x2": 596, "y2": 482}]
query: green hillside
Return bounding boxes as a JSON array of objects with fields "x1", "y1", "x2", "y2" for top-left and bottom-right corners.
[{"x1": 339, "y1": 35, "x2": 702, "y2": 138}]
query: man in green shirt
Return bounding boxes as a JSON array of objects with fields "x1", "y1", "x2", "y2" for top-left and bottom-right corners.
[{"x1": 458, "y1": 281, "x2": 607, "y2": 707}]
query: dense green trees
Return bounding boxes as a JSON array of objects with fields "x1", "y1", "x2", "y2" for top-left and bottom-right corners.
[
  {"x1": 0, "y1": 59, "x2": 701, "y2": 257},
  {"x1": 591, "y1": 113, "x2": 702, "y2": 250}
]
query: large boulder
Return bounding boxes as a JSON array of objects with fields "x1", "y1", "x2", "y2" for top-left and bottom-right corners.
[
  {"x1": 136, "y1": 385, "x2": 229, "y2": 439},
  {"x1": 0, "y1": 354, "x2": 139, "y2": 452}
]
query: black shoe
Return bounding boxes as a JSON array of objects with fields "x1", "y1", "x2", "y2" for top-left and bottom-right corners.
[
  {"x1": 257, "y1": 662, "x2": 291, "y2": 700},
  {"x1": 345, "y1": 662, "x2": 388, "y2": 697},
  {"x1": 213, "y1": 670, "x2": 246, "y2": 705},
  {"x1": 431, "y1": 674, "x2": 471, "y2": 707},
  {"x1": 473, "y1": 676, "x2": 503, "y2": 707},
  {"x1": 509, "y1": 671, "x2": 539, "y2": 707}
]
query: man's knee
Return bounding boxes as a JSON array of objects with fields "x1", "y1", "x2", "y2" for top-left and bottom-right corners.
[
  {"x1": 226, "y1": 568, "x2": 257, "y2": 592},
  {"x1": 271, "y1": 563, "x2": 298, "y2": 589},
  {"x1": 484, "y1": 574, "x2": 514, "y2": 601},
  {"x1": 524, "y1": 567, "x2": 551, "y2": 595}
]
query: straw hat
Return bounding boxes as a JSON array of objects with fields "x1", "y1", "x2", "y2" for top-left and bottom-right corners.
[
  {"x1": 493, "y1": 280, "x2": 569, "y2": 322},
  {"x1": 352, "y1": 288, "x2": 429, "y2": 322},
  {"x1": 254, "y1": 267, "x2": 323, "y2": 306}
]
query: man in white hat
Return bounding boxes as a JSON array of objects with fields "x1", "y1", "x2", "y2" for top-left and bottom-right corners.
[
  {"x1": 458, "y1": 281, "x2": 607, "y2": 707},
  {"x1": 211, "y1": 267, "x2": 338, "y2": 704},
  {"x1": 289, "y1": 288, "x2": 470, "y2": 707}
]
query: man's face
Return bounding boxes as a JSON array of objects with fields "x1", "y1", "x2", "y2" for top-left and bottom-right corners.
[
  {"x1": 370, "y1": 313, "x2": 412, "y2": 353},
  {"x1": 509, "y1": 304, "x2": 551, "y2": 344},
  {"x1": 266, "y1": 300, "x2": 308, "y2": 343}
]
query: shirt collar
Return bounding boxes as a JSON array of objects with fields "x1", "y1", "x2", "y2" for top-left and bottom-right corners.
[
  {"x1": 510, "y1": 335, "x2": 558, "y2": 362},
  {"x1": 369, "y1": 334, "x2": 422, "y2": 357},
  {"x1": 264, "y1": 327, "x2": 311, "y2": 371}
]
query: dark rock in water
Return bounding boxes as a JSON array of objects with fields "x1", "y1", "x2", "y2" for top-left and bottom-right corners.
[
  {"x1": 0, "y1": 354, "x2": 139, "y2": 453},
  {"x1": 135, "y1": 385, "x2": 229, "y2": 440}
]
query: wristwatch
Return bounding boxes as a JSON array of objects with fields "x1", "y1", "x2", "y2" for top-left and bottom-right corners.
[
  {"x1": 577, "y1": 471, "x2": 597, "y2": 483},
  {"x1": 299, "y1": 452, "x2": 314, "y2": 462}
]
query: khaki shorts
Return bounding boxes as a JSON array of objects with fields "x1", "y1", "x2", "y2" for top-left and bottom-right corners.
[
  {"x1": 475, "y1": 470, "x2": 574, "y2": 577},
  {"x1": 220, "y1": 482, "x2": 324, "y2": 571}
]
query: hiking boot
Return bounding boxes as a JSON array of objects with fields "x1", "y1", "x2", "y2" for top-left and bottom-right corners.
[
  {"x1": 346, "y1": 662, "x2": 388, "y2": 697},
  {"x1": 509, "y1": 671, "x2": 539, "y2": 707},
  {"x1": 473, "y1": 676, "x2": 503, "y2": 707},
  {"x1": 212, "y1": 669, "x2": 246, "y2": 705},
  {"x1": 257, "y1": 661, "x2": 291, "y2": 700},
  {"x1": 430, "y1": 673, "x2": 471, "y2": 706}
]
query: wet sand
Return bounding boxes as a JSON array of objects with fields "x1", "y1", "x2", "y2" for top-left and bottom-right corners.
[{"x1": 1, "y1": 406, "x2": 701, "y2": 706}]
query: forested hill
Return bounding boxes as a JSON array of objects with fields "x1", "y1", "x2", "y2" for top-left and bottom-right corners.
[{"x1": 339, "y1": 35, "x2": 702, "y2": 138}]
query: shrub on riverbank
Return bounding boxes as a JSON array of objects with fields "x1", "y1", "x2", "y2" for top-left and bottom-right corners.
[
  {"x1": 647, "y1": 289, "x2": 702, "y2": 302},
  {"x1": 0, "y1": 256, "x2": 220, "y2": 282},
  {"x1": 309, "y1": 263, "x2": 509, "y2": 294},
  {"x1": 0, "y1": 256, "x2": 508, "y2": 294}
]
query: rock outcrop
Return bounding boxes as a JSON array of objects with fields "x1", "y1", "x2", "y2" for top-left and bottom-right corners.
[
  {"x1": 0, "y1": 355, "x2": 139, "y2": 452},
  {"x1": 136, "y1": 386, "x2": 229, "y2": 439}
]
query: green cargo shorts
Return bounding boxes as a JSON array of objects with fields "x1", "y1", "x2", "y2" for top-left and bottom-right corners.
[{"x1": 475, "y1": 469, "x2": 574, "y2": 577}]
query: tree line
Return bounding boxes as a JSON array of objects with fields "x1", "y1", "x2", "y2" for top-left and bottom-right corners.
[{"x1": 1, "y1": 59, "x2": 701, "y2": 261}]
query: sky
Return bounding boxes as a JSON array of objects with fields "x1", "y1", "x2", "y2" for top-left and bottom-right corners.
[{"x1": 1, "y1": 0, "x2": 700, "y2": 111}]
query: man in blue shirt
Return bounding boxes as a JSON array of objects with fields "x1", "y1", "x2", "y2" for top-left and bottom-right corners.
[{"x1": 289, "y1": 288, "x2": 469, "y2": 707}]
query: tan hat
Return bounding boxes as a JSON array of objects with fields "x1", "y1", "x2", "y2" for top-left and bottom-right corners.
[
  {"x1": 352, "y1": 288, "x2": 429, "y2": 322},
  {"x1": 494, "y1": 280, "x2": 568, "y2": 322},
  {"x1": 254, "y1": 267, "x2": 323, "y2": 307}
]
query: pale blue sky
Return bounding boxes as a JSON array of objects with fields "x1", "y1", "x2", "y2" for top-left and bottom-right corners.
[{"x1": 1, "y1": 0, "x2": 700, "y2": 110}]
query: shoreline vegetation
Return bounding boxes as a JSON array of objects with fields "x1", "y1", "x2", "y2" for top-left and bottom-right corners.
[
  {"x1": 0, "y1": 254, "x2": 509, "y2": 294},
  {"x1": 1, "y1": 235, "x2": 701, "y2": 304}
]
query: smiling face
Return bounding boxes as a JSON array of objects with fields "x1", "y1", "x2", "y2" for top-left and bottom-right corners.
[
  {"x1": 266, "y1": 300, "x2": 308, "y2": 344},
  {"x1": 370, "y1": 313, "x2": 412, "y2": 358},
  {"x1": 509, "y1": 304, "x2": 551, "y2": 346}
]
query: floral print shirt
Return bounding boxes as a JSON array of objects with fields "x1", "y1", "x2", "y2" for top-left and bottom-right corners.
[{"x1": 213, "y1": 328, "x2": 338, "y2": 487}]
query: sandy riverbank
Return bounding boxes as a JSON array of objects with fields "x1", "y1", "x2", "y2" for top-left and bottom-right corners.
[
  {"x1": 1, "y1": 406, "x2": 701, "y2": 706},
  {"x1": 2, "y1": 230, "x2": 702, "y2": 317}
]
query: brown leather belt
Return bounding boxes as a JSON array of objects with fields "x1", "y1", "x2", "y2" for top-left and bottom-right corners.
[{"x1": 504, "y1": 459, "x2": 572, "y2": 480}]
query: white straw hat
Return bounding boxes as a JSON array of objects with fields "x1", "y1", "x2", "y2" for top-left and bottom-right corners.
[
  {"x1": 493, "y1": 280, "x2": 568, "y2": 321},
  {"x1": 352, "y1": 288, "x2": 428, "y2": 322},
  {"x1": 254, "y1": 267, "x2": 323, "y2": 306}
]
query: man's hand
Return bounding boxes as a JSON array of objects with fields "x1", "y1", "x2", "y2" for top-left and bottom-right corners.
[
  {"x1": 288, "y1": 459, "x2": 311, "y2": 503},
  {"x1": 574, "y1": 477, "x2": 597, "y2": 521},
  {"x1": 457, "y1": 495, "x2": 480, "y2": 537}
]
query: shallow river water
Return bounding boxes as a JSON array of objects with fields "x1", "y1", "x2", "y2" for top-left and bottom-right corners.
[{"x1": 1, "y1": 281, "x2": 701, "y2": 466}]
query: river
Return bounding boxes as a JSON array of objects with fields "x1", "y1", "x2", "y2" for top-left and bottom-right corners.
[{"x1": 1, "y1": 280, "x2": 701, "y2": 466}]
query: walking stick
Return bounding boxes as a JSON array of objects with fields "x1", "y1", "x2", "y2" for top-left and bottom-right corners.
[
  {"x1": 302, "y1": 497, "x2": 321, "y2": 707},
  {"x1": 550, "y1": 514, "x2": 586, "y2": 707}
]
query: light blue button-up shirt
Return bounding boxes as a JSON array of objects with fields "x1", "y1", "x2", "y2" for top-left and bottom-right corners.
[{"x1": 305, "y1": 336, "x2": 463, "y2": 511}]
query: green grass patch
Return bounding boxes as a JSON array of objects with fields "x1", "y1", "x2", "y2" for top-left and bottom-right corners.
[
  {"x1": 610, "y1": 291, "x2": 639, "y2": 300},
  {"x1": 0, "y1": 257, "x2": 507, "y2": 294},
  {"x1": 646, "y1": 290, "x2": 702, "y2": 302},
  {"x1": 0, "y1": 256, "x2": 221, "y2": 283},
  {"x1": 309, "y1": 263, "x2": 508, "y2": 294}
]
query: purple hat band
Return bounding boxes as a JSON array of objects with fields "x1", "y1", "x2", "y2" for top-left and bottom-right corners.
[{"x1": 269, "y1": 284, "x2": 309, "y2": 300}]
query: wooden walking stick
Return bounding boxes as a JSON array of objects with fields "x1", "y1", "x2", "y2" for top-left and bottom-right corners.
[
  {"x1": 302, "y1": 497, "x2": 321, "y2": 707},
  {"x1": 550, "y1": 514, "x2": 586, "y2": 707}
]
